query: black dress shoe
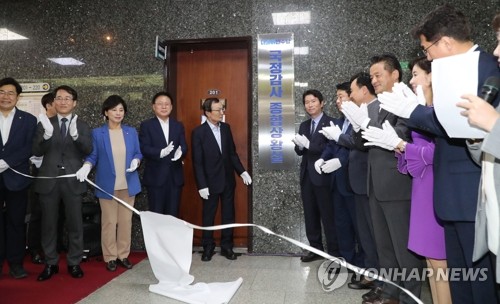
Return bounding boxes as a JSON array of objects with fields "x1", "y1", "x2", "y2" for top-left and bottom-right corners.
[
  {"x1": 106, "y1": 260, "x2": 117, "y2": 272},
  {"x1": 300, "y1": 252, "x2": 322, "y2": 262},
  {"x1": 362, "y1": 286, "x2": 383, "y2": 302},
  {"x1": 68, "y1": 265, "x2": 84, "y2": 278},
  {"x1": 220, "y1": 248, "x2": 237, "y2": 260},
  {"x1": 37, "y1": 264, "x2": 59, "y2": 281},
  {"x1": 31, "y1": 253, "x2": 45, "y2": 265},
  {"x1": 366, "y1": 298, "x2": 400, "y2": 304},
  {"x1": 348, "y1": 277, "x2": 374, "y2": 290},
  {"x1": 9, "y1": 264, "x2": 27, "y2": 279},
  {"x1": 201, "y1": 246, "x2": 215, "y2": 262},
  {"x1": 118, "y1": 258, "x2": 133, "y2": 269}
]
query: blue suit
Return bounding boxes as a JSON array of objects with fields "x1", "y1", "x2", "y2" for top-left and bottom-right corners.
[
  {"x1": 0, "y1": 108, "x2": 37, "y2": 266},
  {"x1": 139, "y1": 117, "x2": 187, "y2": 216},
  {"x1": 85, "y1": 125, "x2": 142, "y2": 199},
  {"x1": 408, "y1": 48, "x2": 500, "y2": 304},
  {"x1": 337, "y1": 118, "x2": 380, "y2": 278},
  {"x1": 321, "y1": 118, "x2": 364, "y2": 266}
]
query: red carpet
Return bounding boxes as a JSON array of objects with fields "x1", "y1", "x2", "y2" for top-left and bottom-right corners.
[{"x1": 0, "y1": 251, "x2": 147, "y2": 304}]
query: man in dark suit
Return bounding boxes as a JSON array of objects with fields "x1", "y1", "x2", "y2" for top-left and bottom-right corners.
[
  {"x1": 27, "y1": 92, "x2": 56, "y2": 265},
  {"x1": 344, "y1": 57, "x2": 424, "y2": 304},
  {"x1": 192, "y1": 97, "x2": 251, "y2": 262},
  {"x1": 33, "y1": 85, "x2": 92, "y2": 281},
  {"x1": 0, "y1": 77, "x2": 37, "y2": 279},
  {"x1": 379, "y1": 5, "x2": 500, "y2": 303},
  {"x1": 139, "y1": 92, "x2": 187, "y2": 216},
  {"x1": 293, "y1": 89, "x2": 339, "y2": 262},
  {"x1": 320, "y1": 78, "x2": 376, "y2": 291}
]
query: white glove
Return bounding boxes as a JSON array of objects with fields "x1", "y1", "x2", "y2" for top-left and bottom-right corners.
[
  {"x1": 160, "y1": 141, "x2": 174, "y2": 158},
  {"x1": 362, "y1": 120, "x2": 402, "y2": 151},
  {"x1": 126, "y1": 158, "x2": 140, "y2": 172},
  {"x1": 319, "y1": 121, "x2": 342, "y2": 141},
  {"x1": 69, "y1": 115, "x2": 78, "y2": 140},
  {"x1": 240, "y1": 171, "x2": 252, "y2": 185},
  {"x1": 171, "y1": 146, "x2": 182, "y2": 161},
  {"x1": 292, "y1": 134, "x2": 304, "y2": 149},
  {"x1": 321, "y1": 158, "x2": 341, "y2": 173},
  {"x1": 341, "y1": 101, "x2": 370, "y2": 131},
  {"x1": 199, "y1": 188, "x2": 209, "y2": 200},
  {"x1": 30, "y1": 156, "x2": 44, "y2": 168},
  {"x1": 378, "y1": 82, "x2": 419, "y2": 119},
  {"x1": 38, "y1": 113, "x2": 54, "y2": 139},
  {"x1": 0, "y1": 159, "x2": 9, "y2": 173},
  {"x1": 314, "y1": 158, "x2": 325, "y2": 174},
  {"x1": 295, "y1": 134, "x2": 310, "y2": 149},
  {"x1": 76, "y1": 163, "x2": 91, "y2": 182}
]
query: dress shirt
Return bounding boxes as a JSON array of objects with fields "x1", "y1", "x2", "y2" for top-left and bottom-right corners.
[
  {"x1": 208, "y1": 121, "x2": 222, "y2": 152},
  {"x1": 157, "y1": 117, "x2": 170, "y2": 143},
  {"x1": 0, "y1": 107, "x2": 16, "y2": 145}
]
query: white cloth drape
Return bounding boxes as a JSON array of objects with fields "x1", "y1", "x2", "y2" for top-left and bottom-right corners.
[{"x1": 140, "y1": 212, "x2": 242, "y2": 304}]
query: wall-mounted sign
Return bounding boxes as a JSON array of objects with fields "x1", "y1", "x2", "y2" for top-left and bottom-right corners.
[
  {"x1": 257, "y1": 33, "x2": 295, "y2": 170},
  {"x1": 207, "y1": 89, "x2": 220, "y2": 95},
  {"x1": 155, "y1": 36, "x2": 166, "y2": 60},
  {"x1": 21, "y1": 82, "x2": 50, "y2": 92}
]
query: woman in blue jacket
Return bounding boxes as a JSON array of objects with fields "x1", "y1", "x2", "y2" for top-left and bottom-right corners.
[{"x1": 77, "y1": 95, "x2": 142, "y2": 271}]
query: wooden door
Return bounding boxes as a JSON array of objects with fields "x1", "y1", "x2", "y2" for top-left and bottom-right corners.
[{"x1": 165, "y1": 38, "x2": 252, "y2": 249}]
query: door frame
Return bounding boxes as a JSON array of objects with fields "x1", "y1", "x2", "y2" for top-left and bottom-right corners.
[{"x1": 161, "y1": 36, "x2": 254, "y2": 251}]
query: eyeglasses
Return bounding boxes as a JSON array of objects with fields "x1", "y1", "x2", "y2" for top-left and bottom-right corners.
[
  {"x1": 154, "y1": 102, "x2": 172, "y2": 107},
  {"x1": 210, "y1": 107, "x2": 225, "y2": 113},
  {"x1": 0, "y1": 90, "x2": 17, "y2": 97},
  {"x1": 55, "y1": 97, "x2": 74, "y2": 102},
  {"x1": 422, "y1": 38, "x2": 441, "y2": 56}
]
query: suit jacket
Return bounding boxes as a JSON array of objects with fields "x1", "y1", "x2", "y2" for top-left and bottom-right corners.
[
  {"x1": 32, "y1": 114, "x2": 92, "y2": 194},
  {"x1": 0, "y1": 108, "x2": 37, "y2": 191},
  {"x1": 337, "y1": 120, "x2": 369, "y2": 196},
  {"x1": 354, "y1": 99, "x2": 412, "y2": 201},
  {"x1": 191, "y1": 121, "x2": 245, "y2": 194},
  {"x1": 469, "y1": 108, "x2": 500, "y2": 282},
  {"x1": 295, "y1": 113, "x2": 334, "y2": 187},
  {"x1": 85, "y1": 124, "x2": 142, "y2": 199},
  {"x1": 408, "y1": 48, "x2": 500, "y2": 221},
  {"x1": 320, "y1": 118, "x2": 352, "y2": 196},
  {"x1": 139, "y1": 117, "x2": 187, "y2": 187}
]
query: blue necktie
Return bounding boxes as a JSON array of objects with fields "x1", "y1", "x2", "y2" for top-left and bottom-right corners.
[
  {"x1": 310, "y1": 120, "x2": 316, "y2": 135},
  {"x1": 61, "y1": 118, "x2": 67, "y2": 138}
]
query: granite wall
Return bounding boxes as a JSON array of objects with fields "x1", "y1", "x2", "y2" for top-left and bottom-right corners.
[{"x1": 1, "y1": 0, "x2": 498, "y2": 253}]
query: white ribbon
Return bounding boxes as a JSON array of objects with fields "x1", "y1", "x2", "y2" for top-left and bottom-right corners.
[{"x1": 10, "y1": 167, "x2": 422, "y2": 303}]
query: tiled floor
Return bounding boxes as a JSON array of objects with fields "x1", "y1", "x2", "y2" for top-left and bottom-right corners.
[{"x1": 78, "y1": 252, "x2": 432, "y2": 304}]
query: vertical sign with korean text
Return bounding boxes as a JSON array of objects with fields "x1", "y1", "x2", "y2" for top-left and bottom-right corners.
[{"x1": 257, "y1": 33, "x2": 295, "y2": 170}]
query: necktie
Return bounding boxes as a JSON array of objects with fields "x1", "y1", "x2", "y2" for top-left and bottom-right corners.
[
  {"x1": 341, "y1": 119, "x2": 350, "y2": 134},
  {"x1": 61, "y1": 117, "x2": 67, "y2": 138},
  {"x1": 310, "y1": 120, "x2": 316, "y2": 134}
]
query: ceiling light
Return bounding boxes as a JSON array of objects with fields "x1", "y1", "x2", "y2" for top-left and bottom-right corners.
[
  {"x1": 272, "y1": 11, "x2": 311, "y2": 25},
  {"x1": 48, "y1": 57, "x2": 85, "y2": 66},
  {"x1": 294, "y1": 47, "x2": 309, "y2": 55},
  {"x1": 0, "y1": 28, "x2": 28, "y2": 41}
]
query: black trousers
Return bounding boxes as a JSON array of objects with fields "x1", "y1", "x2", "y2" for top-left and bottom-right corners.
[
  {"x1": 368, "y1": 185, "x2": 424, "y2": 302},
  {"x1": 0, "y1": 177, "x2": 28, "y2": 266},
  {"x1": 201, "y1": 182, "x2": 235, "y2": 250},
  {"x1": 146, "y1": 174, "x2": 181, "y2": 217},
  {"x1": 354, "y1": 193, "x2": 379, "y2": 271},
  {"x1": 301, "y1": 171, "x2": 339, "y2": 256},
  {"x1": 444, "y1": 221, "x2": 497, "y2": 304},
  {"x1": 39, "y1": 177, "x2": 83, "y2": 266}
]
